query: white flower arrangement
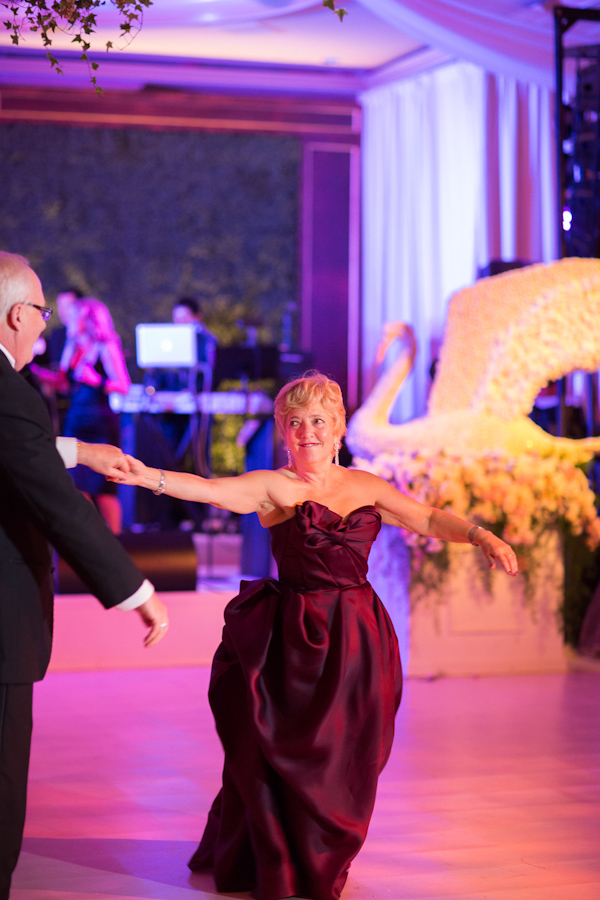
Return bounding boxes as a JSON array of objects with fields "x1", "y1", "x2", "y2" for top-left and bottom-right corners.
[
  {"x1": 354, "y1": 448, "x2": 600, "y2": 576},
  {"x1": 347, "y1": 259, "x2": 600, "y2": 584},
  {"x1": 429, "y1": 257, "x2": 600, "y2": 423}
]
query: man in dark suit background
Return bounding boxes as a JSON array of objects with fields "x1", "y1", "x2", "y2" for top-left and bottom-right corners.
[{"x1": 0, "y1": 251, "x2": 169, "y2": 900}]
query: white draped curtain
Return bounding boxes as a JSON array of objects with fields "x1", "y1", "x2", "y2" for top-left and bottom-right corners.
[
  {"x1": 356, "y1": 0, "x2": 600, "y2": 89},
  {"x1": 360, "y1": 60, "x2": 557, "y2": 421}
]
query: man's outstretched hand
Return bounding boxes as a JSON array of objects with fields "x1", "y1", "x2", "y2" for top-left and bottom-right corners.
[{"x1": 77, "y1": 442, "x2": 131, "y2": 480}]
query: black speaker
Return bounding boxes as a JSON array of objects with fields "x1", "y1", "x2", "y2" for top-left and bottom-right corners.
[{"x1": 56, "y1": 530, "x2": 198, "y2": 594}]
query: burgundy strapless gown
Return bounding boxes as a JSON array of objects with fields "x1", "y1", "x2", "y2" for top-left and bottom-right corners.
[{"x1": 189, "y1": 501, "x2": 403, "y2": 900}]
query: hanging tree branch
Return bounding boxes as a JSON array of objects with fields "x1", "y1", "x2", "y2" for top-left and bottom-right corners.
[
  {"x1": 1, "y1": 0, "x2": 153, "y2": 92},
  {"x1": 1, "y1": 0, "x2": 347, "y2": 93}
]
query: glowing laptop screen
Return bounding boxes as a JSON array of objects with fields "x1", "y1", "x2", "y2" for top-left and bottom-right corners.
[{"x1": 135, "y1": 323, "x2": 197, "y2": 368}]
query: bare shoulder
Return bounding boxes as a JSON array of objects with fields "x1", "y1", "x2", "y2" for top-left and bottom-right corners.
[
  {"x1": 345, "y1": 465, "x2": 411, "y2": 509},
  {"x1": 327, "y1": 465, "x2": 393, "y2": 508},
  {"x1": 266, "y1": 467, "x2": 305, "y2": 500},
  {"x1": 253, "y1": 468, "x2": 304, "y2": 526},
  {"x1": 344, "y1": 466, "x2": 387, "y2": 492},
  {"x1": 245, "y1": 468, "x2": 300, "y2": 511},
  {"x1": 345, "y1": 466, "x2": 379, "y2": 482}
]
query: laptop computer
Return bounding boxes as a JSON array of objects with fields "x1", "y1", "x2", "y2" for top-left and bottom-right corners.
[{"x1": 135, "y1": 323, "x2": 198, "y2": 368}]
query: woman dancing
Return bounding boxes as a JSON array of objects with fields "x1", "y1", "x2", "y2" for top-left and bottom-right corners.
[{"x1": 115, "y1": 372, "x2": 517, "y2": 900}]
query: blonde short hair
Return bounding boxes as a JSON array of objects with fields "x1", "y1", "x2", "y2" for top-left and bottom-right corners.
[{"x1": 274, "y1": 371, "x2": 346, "y2": 438}]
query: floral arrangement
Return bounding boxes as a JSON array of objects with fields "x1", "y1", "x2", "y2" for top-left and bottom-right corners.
[
  {"x1": 347, "y1": 260, "x2": 600, "y2": 466},
  {"x1": 354, "y1": 448, "x2": 600, "y2": 576},
  {"x1": 346, "y1": 259, "x2": 600, "y2": 599},
  {"x1": 428, "y1": 258, "x2": 600, "y2": 422}
]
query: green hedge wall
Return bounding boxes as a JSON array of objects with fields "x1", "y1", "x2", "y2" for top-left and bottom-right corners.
[{"x1": 0, "y1": 122, "x2": 300, "y2": 372}]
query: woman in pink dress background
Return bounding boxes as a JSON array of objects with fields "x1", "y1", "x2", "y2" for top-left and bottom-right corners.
[{"x1": 34, "y1": 297, "x2": 130, "y2": 534}]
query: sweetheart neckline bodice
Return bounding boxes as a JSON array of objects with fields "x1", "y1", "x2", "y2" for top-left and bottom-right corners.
[{"x1": 270, "y1": 500, "x2": 380, "y2": 531}]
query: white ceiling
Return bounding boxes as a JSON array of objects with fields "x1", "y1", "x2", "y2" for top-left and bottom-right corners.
[
  {"x1": 2, "y1": 0, "x2": 600, "y2": 94},
  {"x1": 0, "y1": 0, "x2": 423, "y2": 74}
]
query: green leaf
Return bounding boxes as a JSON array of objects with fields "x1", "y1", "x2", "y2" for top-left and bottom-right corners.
[
  {"x1": 322, "y1": 0, "x2": 347, "y2": 19},
  {"x1": 2, "y1": 1, "x2": 158, "y2": 91},
  {"x1": 46, "y1": 50, "x2": 63, "y2": 74}
]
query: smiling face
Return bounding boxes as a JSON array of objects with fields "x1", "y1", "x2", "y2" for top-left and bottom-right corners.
[{"x1": 284, "y1": 402, "x2": 340, "y2": 468}]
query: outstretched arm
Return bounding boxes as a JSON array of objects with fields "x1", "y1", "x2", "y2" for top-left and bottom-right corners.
[
  {"x1": 371, "y1": 475, "x2": 518, "y2": 576},
  {"x1": 426, "y1": 508, "x2": 517, "y2": 575},
  {"x1": 113, "y1": 456, "x2": 273, "y2": 516}
]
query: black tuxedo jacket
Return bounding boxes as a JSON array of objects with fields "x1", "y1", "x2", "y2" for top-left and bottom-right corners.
[{"x1": 0, "y1": 350, "x2": 145, "y2": 683}]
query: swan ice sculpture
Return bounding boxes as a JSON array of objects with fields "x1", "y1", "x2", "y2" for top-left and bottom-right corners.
[{"x1": 347, "y1": 258, "x2": 600, "y2": 465}]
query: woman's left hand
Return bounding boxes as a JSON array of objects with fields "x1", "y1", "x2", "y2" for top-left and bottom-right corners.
[{"x1": 476, "y1": 530, "x2": 519, "y2": 576}]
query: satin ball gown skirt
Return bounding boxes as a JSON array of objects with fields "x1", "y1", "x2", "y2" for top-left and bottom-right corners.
[{"x1": 189, "y1": 502, "x2": 403, "y2": 900}]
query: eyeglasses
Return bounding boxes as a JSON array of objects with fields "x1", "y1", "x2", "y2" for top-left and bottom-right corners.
[{"x1": 23, "y1": 302, "x2": 53, "y2": 321}]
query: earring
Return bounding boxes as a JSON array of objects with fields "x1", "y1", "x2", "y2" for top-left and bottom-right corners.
[
  {"x1": 285, "y1": 446, "x2": 292, "y2": 467},
  {"x1": 334, "y1": 443, "x2": 340, "y2": 466}
]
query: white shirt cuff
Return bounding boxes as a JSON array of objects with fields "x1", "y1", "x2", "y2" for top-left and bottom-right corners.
[
  {"x1": 114, "y1": 579, "x2": 155, "y2": 611},
  {"x1": 56, "y1": 436, "x2": 78, "y2": 469}
]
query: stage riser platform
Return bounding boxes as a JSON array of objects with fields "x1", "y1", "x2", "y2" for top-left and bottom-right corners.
[{"x1": 57, "y1": 531, "x2": 199, "y2": 593}]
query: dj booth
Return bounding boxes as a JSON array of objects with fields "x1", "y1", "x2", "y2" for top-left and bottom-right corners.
[
  {"x1": 109, "y1": 387, "x2": 275, "y2": 577},
  {"x1": 111, "y1": 387, "x2": 275, "y2": 417},
  {"x1": 107, "y1": 324, "x2": 311, "y2": 577}
]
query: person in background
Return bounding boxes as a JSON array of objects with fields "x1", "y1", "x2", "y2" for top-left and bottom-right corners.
[
  {"x1": 0, "y1": 251, "x2": 169, "y2": 900},
  {"x1": 47, "y1": 287, "x2": 84, "y2": 365},
  {"x1": 30, "y1": 287, "x2": 84, "y2": 431},
  {"x1": 171, "y1": 296, "x2": 217, "y2": 391},
  {"x1": 169, "y1": 297, "x2": 218, "y2": 481},
  {"x1": 139, "y1": 297, "x2": 219, "y2": 528},
  {"x1": 36, "y1": 297, "x2": 131, "y2": 534}
]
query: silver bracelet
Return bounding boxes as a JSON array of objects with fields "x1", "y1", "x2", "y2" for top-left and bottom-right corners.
[
  {"x1": 468, "y1": 524, "x2": 484, "y2": 545},
  {"x1": 153, "y1": 469, "x2": 166, "y2": 496}
]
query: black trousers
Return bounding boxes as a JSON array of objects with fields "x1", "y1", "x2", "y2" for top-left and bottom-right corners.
[{"x1": 0, "y1": 683, "x2": 33, "y2": 900}]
